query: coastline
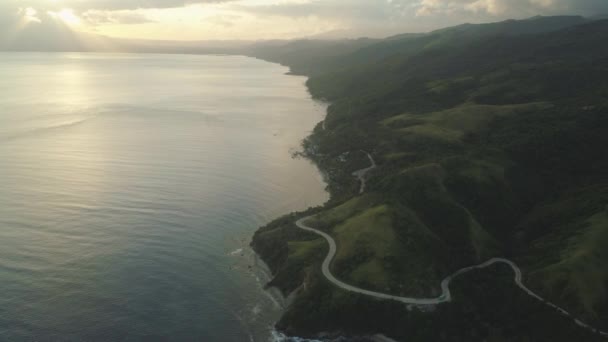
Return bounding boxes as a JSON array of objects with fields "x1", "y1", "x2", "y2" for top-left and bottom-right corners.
[
  {"x1": 248, "y1": 59, "x2": 444, "y2": 341},
  {"x1": 249, "y1": 62, "x2": 385, "y2": 341},
  {"x1": 247, "y1": 63, "x2": 331, "y2": 340},
  {"x1": 249, "y1": 62, "x2": 337, "y2": 341}
]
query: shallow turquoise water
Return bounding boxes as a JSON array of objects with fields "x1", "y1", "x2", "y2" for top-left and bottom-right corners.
[{"x1": 0, "y1": 53, "x2": 328, "y2": 341}]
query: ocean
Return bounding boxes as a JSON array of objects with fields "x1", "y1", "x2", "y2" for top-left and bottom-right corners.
[{"x1": 0, "y1": 52, "x2": 328, "y2": 341}]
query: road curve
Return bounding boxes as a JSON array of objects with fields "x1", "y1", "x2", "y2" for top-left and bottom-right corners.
[{"x1": 295, "y1": 152, "x2": 608, "y2": 338}]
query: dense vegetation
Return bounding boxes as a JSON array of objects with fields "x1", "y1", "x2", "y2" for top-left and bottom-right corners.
[{"x1": 250, "y1": 16, "x2": 608, "y2": 341}]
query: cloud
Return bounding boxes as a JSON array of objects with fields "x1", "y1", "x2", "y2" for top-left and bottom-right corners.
[
  {"x1": 0, "y1": 0, "x2": 231, "y2": 32},
  {"x1": 415, "y1": 0, "x2": 608, "y2": 17},
  {"x1": 227, "y1": 0, "x2": 608, "y2": 38},
  {"x1": 235, "y1": 0, "x2": 408, "y2": 22},
  {"x1": 2, "y1": 0, "x2": 608, "y2": 43},
  {"x1": 0, "y1": 4, "x2": 84, "y2": 50},
  {"x1": 4, "y1": 0, "x2": 235, "y2": 12},
  {"x1": 204, "y1": 14, "x2": 243, "y2": 27},
  {"x1": 83, "y1": 11, "x2": 156, "y2": 25}
]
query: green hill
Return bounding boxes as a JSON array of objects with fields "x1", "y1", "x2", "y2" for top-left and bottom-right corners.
[{"x1": 251, "y1": 16, "x2": 608, "y2": 341}]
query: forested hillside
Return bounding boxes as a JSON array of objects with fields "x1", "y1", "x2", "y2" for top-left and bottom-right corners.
[{"x1": 250, "y1": 16, "x2": 608, "y2": 341}]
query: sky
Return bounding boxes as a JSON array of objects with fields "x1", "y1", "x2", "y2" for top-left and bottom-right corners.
[{"x1": 1, "y1": 0, "x2": 608, "y2": 43}]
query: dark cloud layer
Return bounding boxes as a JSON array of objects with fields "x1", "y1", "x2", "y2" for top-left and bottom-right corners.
[
  {"x1": 414, "y1": 0, "x2": 608, "y2": 17},
  {"x1": 1, "y1": 0, "x2": 608, "y2": 44},
  {"x1": 242, "y1": 0, "x2": 608, "y2": 20},
  {"x1": 5, "y1": 0, "x2": 608, "y2": 17},
  {"x1": 14, "y1": 0, "x2": 233, "y2": 12}
]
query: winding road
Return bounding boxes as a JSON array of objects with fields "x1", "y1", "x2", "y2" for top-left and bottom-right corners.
[{"x1": 295, "y1": 151, "x2": 608, "y2": 338}]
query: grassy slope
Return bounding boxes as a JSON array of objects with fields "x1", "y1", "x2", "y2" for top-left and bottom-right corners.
[
  {"x1": 251, "y1": 16, "x2": 608, "y2": 340},
  {"x1": 521, "y1": 186, "x2": 608, "y2": 318},
  {"x1": 536, "y1": 210, "x2": 608, "y2": 314}
]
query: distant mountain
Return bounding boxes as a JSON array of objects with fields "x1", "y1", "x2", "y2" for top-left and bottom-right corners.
[
  {"x1": 244, "y1": 38, "x2": 379, "y2": 75},
  {"x1": 247, "y1": 15, "x2": 589, "y2": 78},
  {"x1": 590, "y1": 14, "x2": 608, "y2": 21},
  {"x1": 432, "y1": 15, "x2": 587, "y2": 35}
]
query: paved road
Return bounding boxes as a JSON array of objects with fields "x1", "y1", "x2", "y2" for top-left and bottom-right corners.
[{"x1": 295, "y1": 152, "x2": 608, "y2": 338}]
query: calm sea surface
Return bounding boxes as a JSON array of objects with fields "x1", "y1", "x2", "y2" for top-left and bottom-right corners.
[{"x1": 0, "y1": 53, "x2": 328, "y2": 341}]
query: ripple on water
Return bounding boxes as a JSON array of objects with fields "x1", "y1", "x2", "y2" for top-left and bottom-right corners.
[{"x1": 0, "y1": 52, "x2": 328, "y2": 341}]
